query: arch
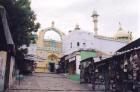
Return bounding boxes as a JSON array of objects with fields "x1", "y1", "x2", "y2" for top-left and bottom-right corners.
[
  {"x1": 43, "y1": 27, "x2": 64, "y2": 41},
  {"x1": 36, "y1": 25, "x2": 63, "y2": 73},
  {"x1": 44, "y1": 31, "x2": 61, "y2": 41},
  {"x1": 47, "y1": 54, "x2": 59, "y2": 64},
  {"x1": 48, "y1": 54, "x2": 59, "y2": 59}
]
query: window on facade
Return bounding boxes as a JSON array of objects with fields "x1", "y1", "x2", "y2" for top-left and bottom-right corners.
[
  {"x1": 77, "y1": 42, "x2": 80, "y2": 47},
  {"x1": 70, "y1": 42, "x2": 72, "y2": 48},
  {"x1": 83, "y1": 43, "x2": 86, "y2": 46}
]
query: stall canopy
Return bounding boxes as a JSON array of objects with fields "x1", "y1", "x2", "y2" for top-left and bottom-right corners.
[
  {"x1": 117, "y1": 38, "x2": 140, "y2": 52},
  {"x1": 80, "y1": 57, "x2": 94, "y2": 63},
  {"x1": 0, "y1": 6, "x2": 14, "y2": 51}
]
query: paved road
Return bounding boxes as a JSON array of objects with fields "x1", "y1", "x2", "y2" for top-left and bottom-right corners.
[{"x1": 8, "y1": 73, "x2": 102, "y2": 92}]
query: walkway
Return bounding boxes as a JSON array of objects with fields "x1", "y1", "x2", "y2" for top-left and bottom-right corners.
[{"x1": 7, "y1": 73, "x2": 99, "y2": 92}]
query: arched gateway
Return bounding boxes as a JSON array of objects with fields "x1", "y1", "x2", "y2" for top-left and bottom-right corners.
[{"x1": 35, "y1": 22, "x2": 64, "y2": 72}]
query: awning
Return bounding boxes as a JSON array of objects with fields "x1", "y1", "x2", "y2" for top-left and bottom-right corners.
[
  {"x1": 117, "y1": 38, "x2": 140, "y2": 52},
  {"x1": 0, "y1": 6, "x2": 14, "y2": 45}
]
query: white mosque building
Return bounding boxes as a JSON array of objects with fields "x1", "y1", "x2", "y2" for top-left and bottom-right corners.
[{"x1": 62, "y1": 10, "x2": 132, "y2": 56}]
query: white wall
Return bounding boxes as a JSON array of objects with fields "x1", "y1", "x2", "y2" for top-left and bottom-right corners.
[
  {"x1": 63, "y1": 29, "x2": 128, "y2": 75},
  {"x1": 94, "y1": 37, "x2": 128, "y2": 55},
  {"x1": 63, "y1": 29, "x2": 128, "y2": 55},
  {"x1": 63, "y1": 30, "x2": 95, "y2": 55},
  {"x1": 76, "y1": 55, "x2": 81, "y2": 74}
]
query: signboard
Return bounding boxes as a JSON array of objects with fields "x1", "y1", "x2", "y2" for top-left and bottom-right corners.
[
  {"x1": 37, "y1": 54, "x2": 46, "y2": 62},
  {"x1": 0, "y1": 51, "x2": 7, "y2": 91},
  {"x1": 37, "y1": 46, "x2": 62, "y2": 52}
]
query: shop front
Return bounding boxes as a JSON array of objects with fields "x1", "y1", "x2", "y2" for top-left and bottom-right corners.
[
  {"x1": 69, "y1": 57, "x2": 76, "y2": 75},
  {"x1": 48, "y1": 62, "x2": 55, "y2": 72},
  {"x1": 80, "y1": 57, "x2": 94, "y2": 83},
  {"x1": 89, "y1": 38, "x2": 140, "y2": 92}
]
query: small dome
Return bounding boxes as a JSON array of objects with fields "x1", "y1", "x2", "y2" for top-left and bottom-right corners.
[
  {"x1": 91, "y1": 10, "x2": 99, "y2": 17},
  {"x1": 114, "y1": 23, "x2": 131, "y2": 39},
  {"x1": 75, "y1": 24, "x2": 80, "y2": 30}
]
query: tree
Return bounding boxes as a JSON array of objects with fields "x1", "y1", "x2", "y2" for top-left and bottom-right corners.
[
  {"x1": 0, "y1": 0, "x2": 40, "y2": 48},
  {"x1": 0, "y1": 0, "x2": 2, "y2": 3},
  {"x1": 0, "y1": 1, "x2": 40, "y2": 90}
]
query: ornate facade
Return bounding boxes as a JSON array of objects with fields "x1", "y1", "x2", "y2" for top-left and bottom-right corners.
[{"x1": 35, "y1": 22, "x2": 64, "y2": 72}]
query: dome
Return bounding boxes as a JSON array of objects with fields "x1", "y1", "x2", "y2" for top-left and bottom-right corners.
[
  {"x1": 114, "y1": 30, "x2": 130, "y2": 38},
  {"x1": 114, "y1": 23, "x2": 131, "y2": 39}
]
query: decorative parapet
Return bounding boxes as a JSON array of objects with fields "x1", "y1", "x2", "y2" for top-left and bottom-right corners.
[{"x1": 94, "y1": 35, "x2": 130, "y2": 43}]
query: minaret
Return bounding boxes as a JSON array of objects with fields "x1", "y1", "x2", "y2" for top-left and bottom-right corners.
[{"x1": 91, "y1": 10, "x2": 99, "y2": 35}]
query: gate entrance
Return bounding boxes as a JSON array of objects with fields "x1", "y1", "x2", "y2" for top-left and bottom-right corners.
[
  {"x1": 49, "y1": 62, "x2": 55, "y2": 72},
  {"x1": 35, "y1": 22, "x2": 65, "y2": 72}
]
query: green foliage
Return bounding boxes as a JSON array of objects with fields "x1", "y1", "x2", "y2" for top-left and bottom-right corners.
[
  {"x1": 0, "y1": 0, "x2": 2, "y2": 3},
  {"x1": 0, "y1": 0, "x2": 40, "y2": 48}
]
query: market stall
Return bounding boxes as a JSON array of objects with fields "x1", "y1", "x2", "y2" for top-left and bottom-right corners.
[
  {"x1": 90, "y1": 38, "x2": 140, "y2": 92},
  {"x1": 80, "y1": 57, "x2": 94, "y2": 83}
]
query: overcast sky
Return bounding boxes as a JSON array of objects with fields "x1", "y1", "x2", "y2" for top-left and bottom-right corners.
[{"x1": 31, "y1": 0, "x2": 140, "y2": 40}]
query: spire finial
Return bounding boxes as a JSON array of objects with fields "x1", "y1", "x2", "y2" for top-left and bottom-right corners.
[
  {"x1": 119, "y1": 22, "x2": 122, "y2": 30},
  {"x1": 51, "y1": 21, "x2": 54, "y2": 27},
  {"x1": 75, "y1": 24, "x2": 80, "y2": 30}
]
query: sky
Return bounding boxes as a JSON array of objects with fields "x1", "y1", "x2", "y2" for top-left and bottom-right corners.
[{"x1": 31, "y1": 0, "x2": 140, "y2": 40}]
